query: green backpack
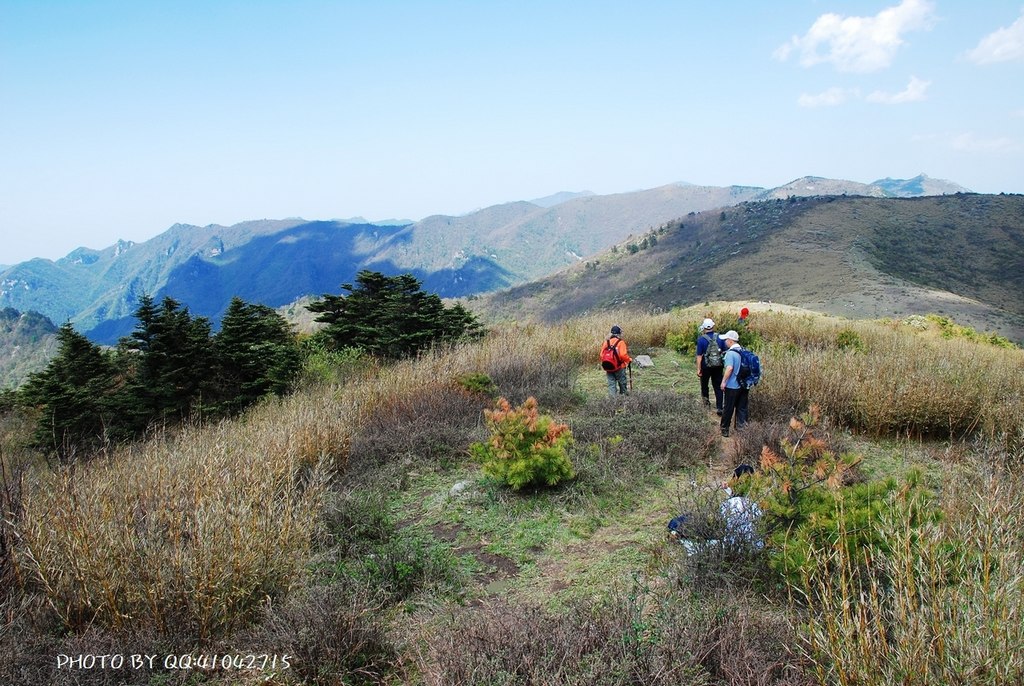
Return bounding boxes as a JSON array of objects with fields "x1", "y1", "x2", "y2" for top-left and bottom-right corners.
[{"x1": 702, "y1": 333, "x2": 724, "y2": 368}]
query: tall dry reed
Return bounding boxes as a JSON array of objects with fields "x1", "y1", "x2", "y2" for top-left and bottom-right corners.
[
  {"x1": 13, "y1": 385, "x2": 353, "y2": 641},
  {"x1": 750, "y1": 315, "x2": 1024, "y2": 457},
  {"x1": 799, "y1": 467, "x2": 1024, "y2": 685}
]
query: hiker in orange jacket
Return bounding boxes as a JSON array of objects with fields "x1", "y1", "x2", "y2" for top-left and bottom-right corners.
[{"x1": 601, "y1": 325, "x2": 632, "y2": 396}]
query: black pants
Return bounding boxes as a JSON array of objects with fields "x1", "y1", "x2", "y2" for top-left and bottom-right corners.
[
  {"x1": 700, "y1": 365, "x2": 724, "y2": 410},
  {"x1": 721, "y1": 387, "x2": 749, "y2": 432}
]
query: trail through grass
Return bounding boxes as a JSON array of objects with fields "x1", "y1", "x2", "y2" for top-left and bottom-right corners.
[{"x1": 387, "y1": 344, "x2": 728, "y2": 613}]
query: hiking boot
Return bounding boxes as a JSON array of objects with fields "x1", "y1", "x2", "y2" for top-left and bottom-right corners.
[
  {"x1": 721, "y1": 429, "x2": 730, "y2": 438},
  {"x1": 716, "y1": 409, "x2": 723, "y2": 416}
]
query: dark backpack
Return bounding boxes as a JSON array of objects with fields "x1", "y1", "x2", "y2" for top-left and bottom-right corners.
[
  {"x1": 702, "y1": 333, "x2": 724, "y2": 368},
  {"x1": 736, "y1": 348, "x2": 762, "y2": 388},
  {"x1": 601, "y1": 337, "x2": 623, "y2": 371}
]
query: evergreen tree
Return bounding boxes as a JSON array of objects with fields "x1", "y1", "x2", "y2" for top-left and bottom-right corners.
[
  {"x1": 211, "y1": 297, "x2": 301, "y2": 414},
  {"x1": 306, "y1": 271, "x2": 481, "y2": 359},
  {"x1": 120, "y1": 295, "x2": 213, "y2": 426},
  {"x1": 20, "y1": 323, "x2": 124, "y2": 461}
]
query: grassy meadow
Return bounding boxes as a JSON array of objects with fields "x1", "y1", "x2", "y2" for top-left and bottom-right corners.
[{"x1": 2, "y1": 304, "x2": 1023, "y2": 685}]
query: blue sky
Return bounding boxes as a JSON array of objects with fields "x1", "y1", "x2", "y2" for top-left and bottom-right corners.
[{"x1": 2, "y1": 0, "x2": 1022, "y2": 264}]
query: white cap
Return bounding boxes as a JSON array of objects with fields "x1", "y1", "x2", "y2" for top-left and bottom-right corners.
[
  {"x1": 722, "y1": 330, "x2": 740, "y2": 342},
  {"x1": 701, "y1": 318, "x2": 715, "y2": 330}
]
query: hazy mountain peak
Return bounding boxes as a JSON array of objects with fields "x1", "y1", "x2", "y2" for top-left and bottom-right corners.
[
  {"x1": 337, "y1": 216, "x2": 415, "y2": 226},
  {"x1": 758, "y1": 176, "x2": 885, "y2": 200},
  {"x1": 528, "y1": 190, "x2": 596, "y2": 208},
  {"x1": 870, "y1": 174, "x2": 970, "y2": 197}
]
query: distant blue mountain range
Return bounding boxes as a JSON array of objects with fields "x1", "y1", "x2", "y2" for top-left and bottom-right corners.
[{"x1": 0, "y1": 174, "x2": 969, "y2": 344}]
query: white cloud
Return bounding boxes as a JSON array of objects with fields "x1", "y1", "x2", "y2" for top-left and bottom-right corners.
[
  {"x1": 965, "y1": 11, "x2": 1024, "y2": 64},
  {"x1": 776, "y1": 0, "x2": 936, "y2": 73},
  {"x1": 866, "y1": 75, "x2": 931, "y2": 103},
  {"x1": 798, "y1": 87, "x2": 859, "y2": 107}
]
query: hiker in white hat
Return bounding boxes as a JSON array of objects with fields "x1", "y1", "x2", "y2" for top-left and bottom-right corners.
[{"x1": 719, "y1": 330, "x2": 748, "y2": 437}]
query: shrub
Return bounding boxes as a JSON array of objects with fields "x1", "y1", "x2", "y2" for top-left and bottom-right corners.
[
  {"x1": 925, "y1": 313, "x2": 1018, "y2": 349},
  {"x1": 569, "y1": 392, "x2": 719, "y2": 494},
  {"x1": 347, "y1": 382, "x2": 488, "y2": 483},
  {"x1": 666, "y1": 312, "x2": 765, "y2": 361},
  {"x1": 726, "y1": 414, "x2": 850, "y2": 475},
  {"x1": 0, "y1": 607, "x2": 177, "y2": 686},
  {"x1": 454, "y1": 371, "x2": 497, "y2": 396},
  {"x1": 421, "y1": 589, "x2": 812, "y2": 686},
  {"x1": 299, "y1": 339, "x2": 370, "y2": 386},
  {"x1": 253, "y1": 581, "x2": 398, "y2": 686},
  {"x1": 471, "y1": 397, "x2": 574, "y2": 490},
  {"x1": 666, "y1": 331, "x2": 695, "y2": 357},
  {"x1": 666, "y1": 479, "x2": 772, "y2": 593},
  {"x1": 322, "y1": 491, "x2": 464, "y2": 603},
  {"x1": 341, "y1": 529, "x2": 464, "y2": 602},
  {"x1": 321, "y1": 488, "x2": 393, "y2": 558},
  {"x1": 728, "y1": 409, "x2": 938, "y2": 590},
  {"x1": 835, "y1": 328, "x2": 865, "y2": 352}
]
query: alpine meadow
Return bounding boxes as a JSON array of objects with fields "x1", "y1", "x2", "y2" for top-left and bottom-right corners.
[
  {"x1": 7, "y1": 0, "x2": 1024, "y2": 681},
  {"x1": 2, "y1": 180, "x2": 1024, "y2": 685}
]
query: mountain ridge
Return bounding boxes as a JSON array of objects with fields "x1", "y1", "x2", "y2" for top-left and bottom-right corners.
[
  {"x1": 0, "y1": 175, "x2": 975, "y2": 346},
  {"x1": 476, "y1": 193, "x2": 1024, "y2": 343}
]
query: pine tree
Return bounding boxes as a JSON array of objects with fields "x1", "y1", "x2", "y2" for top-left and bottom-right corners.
[
  {"x1": 307, "y1": 270, "x2": 481, "y2": 359},
  {"x1": 120, "y1": 295, "x2": 213, "y2": 426},
  {"x1": 211, "y1": 297, "x2": 300, "y2": 414},
  {"x1": 20, "y1": 323, "x2": 123, "y2": 461}
]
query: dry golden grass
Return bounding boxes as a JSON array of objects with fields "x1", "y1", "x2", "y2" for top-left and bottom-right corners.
[
  {"x1": 752, "y1": 313, "x2": 1024, "y2": 457},
  {"x1": 14, "y1": 385, "x2": 354, "y2": 641},
  {"x1": 801, "y1": 466, "x2": 1024, "y2": 684},
  {"x1": 9, "y1": 303, "x2": 1022, "y2": 667}
]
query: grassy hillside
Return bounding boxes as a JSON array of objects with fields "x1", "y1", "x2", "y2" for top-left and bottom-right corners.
[
  {"x1": 3, "y1": 304, "x2": 1023, "y2": 684},
  {"x1": 479, "y1": 194, "x2": 1024, "y2": 344}
]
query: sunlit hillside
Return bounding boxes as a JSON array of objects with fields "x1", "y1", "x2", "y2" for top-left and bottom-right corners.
[
  {"x1": 480, "y1": 194, "x2": 1024, "y2": 345},
  {"x1": 3, "y1": 302, "x2": 1023, "y2": 685}
]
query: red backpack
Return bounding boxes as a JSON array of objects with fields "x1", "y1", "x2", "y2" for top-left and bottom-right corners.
[{"x1": 601, "y1": 337, "x2": 623, "y2": 371}]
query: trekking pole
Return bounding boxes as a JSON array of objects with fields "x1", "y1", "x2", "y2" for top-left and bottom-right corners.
[{"x1": 628, "y1": 362, "x2": 633, "y2": 392}]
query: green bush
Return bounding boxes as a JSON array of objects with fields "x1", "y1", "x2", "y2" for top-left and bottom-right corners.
[
  {"x1": 925, "y1": 313, "x2": 1018, "y2": 349},
  {"x1": 768, "y1": 476, "x2": 932, "y2": 585},
  {"x1": 736, "y1": 407, "x2": 934, "y2": 584},
  {"x1": 346, "y1": 531, "x2": 463, "y2": 602},
  {"x1": 471, "y1": 397, "x2": 574, "y2": 490},
  {"x1": 299, "y1": 339, "x2": 367, "y2": 385},
  {"x1": 836, "y1": 328, "x2": 865, "y2": 352},
  {"x1": 454, "y1": 372, "x2": 497, "y2": 396},
  {"x1": 666, "y1": 331, "x2": 695, "y2": 357},
  {"x1": 667, "y1": 313, "x2": 765, "y2": 359},
  {"x1": 714, "y1": 313, "x2": 765, "y2": 351}
]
